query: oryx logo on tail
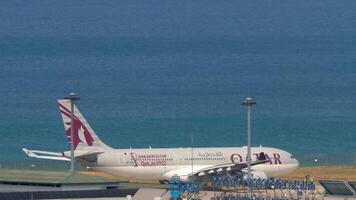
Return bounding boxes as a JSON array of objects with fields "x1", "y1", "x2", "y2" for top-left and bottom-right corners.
[{"x1": 59, "y1": 103, "x2": 94, "y2": 150}]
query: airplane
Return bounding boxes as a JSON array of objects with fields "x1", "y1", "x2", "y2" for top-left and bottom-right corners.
[{"x1": 23, "y1": 99, "x2": 299, "y2": 183}]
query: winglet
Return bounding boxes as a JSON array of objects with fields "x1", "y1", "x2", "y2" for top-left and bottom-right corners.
[
  {"x1": 258, "y1": 152, "x2": 267, "y2": 161},
  {"x1": 251, "y1": 152, "x2": 269, "y2": 166}
]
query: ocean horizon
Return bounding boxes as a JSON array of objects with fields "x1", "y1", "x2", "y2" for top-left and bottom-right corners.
[{"x1": 0, "y1": 1, "x2": 356, "y2": 166}]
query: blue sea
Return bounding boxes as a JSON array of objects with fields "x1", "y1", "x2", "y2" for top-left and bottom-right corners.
[{"x1": 0, "y1": 0, "x2": 356, "y2": 166}]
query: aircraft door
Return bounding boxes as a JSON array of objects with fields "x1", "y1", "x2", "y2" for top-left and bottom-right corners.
[
  {"x1": 119, "y1": 152, "x2": 129, "y2": 166},
  {"x1": 119, "y1": 153, "x2": 124, "y2": 165},
  {"x1": 164, "y1": 158, "x2": 167, "y2": 174},
  {"x1": 173, "y1": 151, "x2": 180, "y2": 165}
]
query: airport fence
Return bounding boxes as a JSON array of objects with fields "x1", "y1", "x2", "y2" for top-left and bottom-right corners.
[{"x1": 0, "y1": 160, "x2": 85, "y2": 172}]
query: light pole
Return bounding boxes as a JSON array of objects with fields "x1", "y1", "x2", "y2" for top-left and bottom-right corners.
[
  {"x1": 64, "y1": 92, "x2": 80, "y2": 173},
  {"x1": 242, "y1": 97, "x2": 256, "y2": 200}
]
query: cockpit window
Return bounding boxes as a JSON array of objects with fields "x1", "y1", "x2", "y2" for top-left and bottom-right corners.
[{"x1": 290, "y1": 155, "x2": 295, "y2": 159}]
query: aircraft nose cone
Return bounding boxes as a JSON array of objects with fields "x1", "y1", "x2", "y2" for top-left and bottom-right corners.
[{"x1": 293, "y1": 158, "x2": 300, "y2": 171}]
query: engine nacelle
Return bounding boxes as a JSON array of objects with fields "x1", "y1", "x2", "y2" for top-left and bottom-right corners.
[
  {"x1": 162, "y1": 168, "x2": 191, "y2": 182},
  {"x1": 242, "y1": 170, "x2": 268, "y2": 180}
]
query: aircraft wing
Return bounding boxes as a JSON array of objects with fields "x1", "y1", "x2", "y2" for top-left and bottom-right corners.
[
  {"x1": 190, "y1": 154, "x2": 268, "y2": 177},
  {"x1": 163, "y1": 152, "x2": 269, "y2": 181},
  {"x1": 22, "y1": 148, "x2": 70, "y2": 161}
]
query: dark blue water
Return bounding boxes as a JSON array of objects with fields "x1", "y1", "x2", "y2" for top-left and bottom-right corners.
[{"x1": 1, "y1": 1, "x2": 356, "y2": 164}]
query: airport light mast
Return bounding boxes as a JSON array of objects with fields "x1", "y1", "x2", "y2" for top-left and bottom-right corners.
[
  {"x1": 242, "y1": 97, "x2": 256, "y2": 200},
  {"x1": 65, "y1": 92, "x2": 80, "y2": 173}
]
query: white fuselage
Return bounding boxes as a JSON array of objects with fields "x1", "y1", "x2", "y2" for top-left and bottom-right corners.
[{"x1": 87, "y1": 146, "x2": 299, "y2": 181}]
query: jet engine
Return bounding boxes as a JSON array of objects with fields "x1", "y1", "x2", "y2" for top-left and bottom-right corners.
[{"x1": 242, "y1": 170, "x2": 268, "y2": 180}]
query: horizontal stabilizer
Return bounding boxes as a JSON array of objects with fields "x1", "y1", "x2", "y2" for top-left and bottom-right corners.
[{"x1": 22, "y1": 148, "x2": 70, "y2": 161}]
